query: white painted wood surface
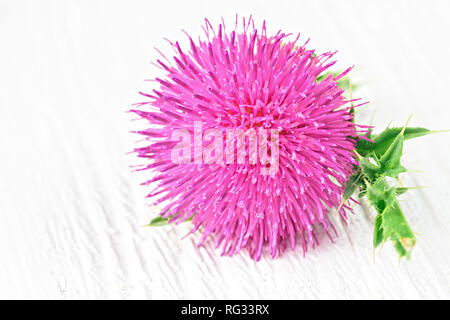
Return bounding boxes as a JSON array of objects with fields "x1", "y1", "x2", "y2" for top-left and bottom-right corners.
[{"x1": 1, "y1": 0, "x2": 450, "y2": 299}]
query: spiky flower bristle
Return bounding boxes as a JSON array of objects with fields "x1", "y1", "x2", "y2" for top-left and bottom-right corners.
[{"x1": 132, "y1": 16, "x2": 368, "y2": 260}]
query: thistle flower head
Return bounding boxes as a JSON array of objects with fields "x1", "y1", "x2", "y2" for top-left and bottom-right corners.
[{"x1": 132, "y1": 16, "x2": 364, "y2": 260}]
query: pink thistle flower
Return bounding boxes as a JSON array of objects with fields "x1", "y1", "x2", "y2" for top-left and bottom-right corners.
[{"x1": 132, "y1": 16, "x2": 365, "y2": 260}]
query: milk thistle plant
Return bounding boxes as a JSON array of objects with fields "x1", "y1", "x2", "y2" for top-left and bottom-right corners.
[{"x1": 131, "y1": 16, "x2": 440, "y2": 260}]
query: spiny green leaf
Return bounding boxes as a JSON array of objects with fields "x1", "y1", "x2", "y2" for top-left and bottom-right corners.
[
  {"x1": 378, "y1": 129, "x2": 404, "y2": 168},
  {"x1": 391, "y1": 233, "x2": 408, "y2": 258},
  {"x1": 366, "y1": 177, "x2": 416, "y2": 259},
  {"x1": 359, "y1": 126, "x2": 407, "y2": 180},
  {"x1": 359, "y1": 127, "x2": 432, "y2": 158},
  {"x1": 381, "y1": 201, "x2": 416, "y2": 259},
  {"x1": 366, "y1": 178, "x2": 395, "y2": 211},
  {"x1": 376, "y1": 125, "x2": 407, "y2": 178}
]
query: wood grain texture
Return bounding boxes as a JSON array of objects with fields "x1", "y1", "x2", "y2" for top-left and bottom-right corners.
[{"x1": 1, "y1": 0, "x2": 449, "y2": 299}]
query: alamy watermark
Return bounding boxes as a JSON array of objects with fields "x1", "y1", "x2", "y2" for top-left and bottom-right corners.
[{"x1": 171, "y1": 121, "x2": 279, "y2": 175}]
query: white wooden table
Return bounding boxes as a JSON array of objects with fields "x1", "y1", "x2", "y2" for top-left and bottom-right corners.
[{"x1": 1, "y1": 0, "x2": 450, "y2": 299}]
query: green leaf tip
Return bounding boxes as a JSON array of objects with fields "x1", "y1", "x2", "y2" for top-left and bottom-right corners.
[
  {"x1": 146, "y1": 216, "x2": 171, "y2": 227},
  {"x1": 146, "y1": 214, "x2": 194, "y2": 227},
  {"x1": 356, "y1": 126, "x2": 437, "y2": 158},
  {"x1": 366, "y1": 177, "x2": 416, "y2": 259}
]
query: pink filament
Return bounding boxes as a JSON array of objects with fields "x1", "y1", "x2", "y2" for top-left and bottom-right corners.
[{"x1": 132, "y1": 17, "x2": 362, "y2": 260}]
